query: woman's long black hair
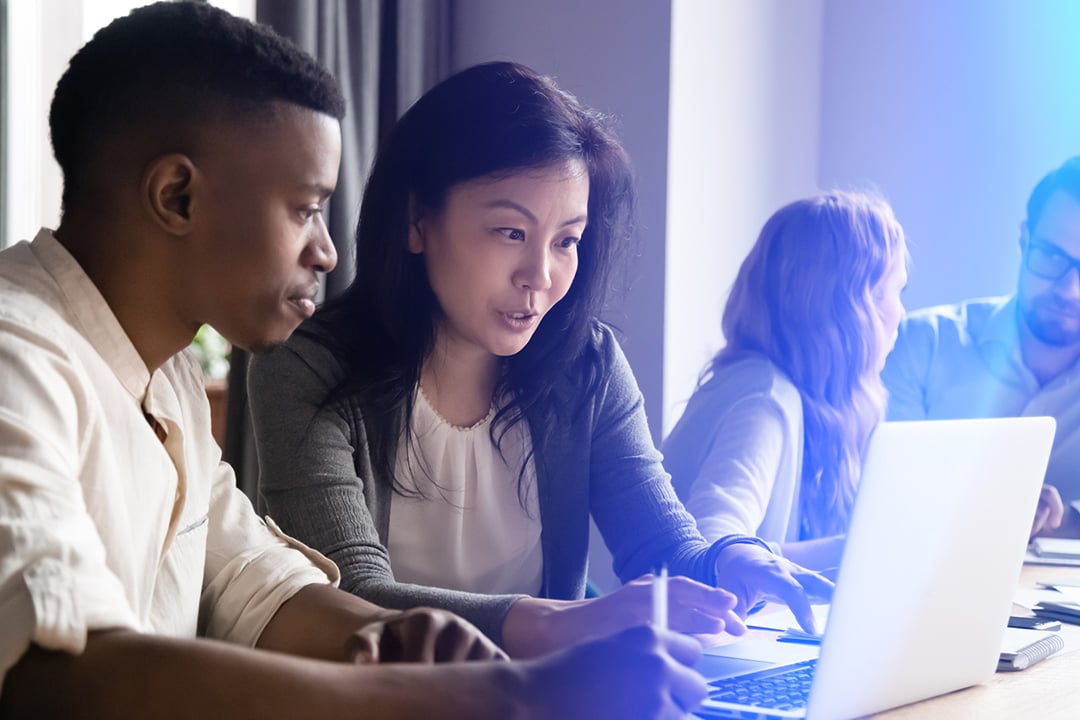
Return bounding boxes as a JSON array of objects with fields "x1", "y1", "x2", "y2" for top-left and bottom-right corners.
[{"x1": 305, "y1": 61, "x2": 636, "y2": 495}]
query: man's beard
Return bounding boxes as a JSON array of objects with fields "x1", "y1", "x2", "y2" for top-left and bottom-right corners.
[{"x1": 1023, "y1": 295, "x2": 1080, "y2": 347}]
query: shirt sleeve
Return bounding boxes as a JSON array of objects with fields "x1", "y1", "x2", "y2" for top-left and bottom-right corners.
[
  {"x1": 881, "y1": 315, "x2": 934, "y2": 420},
  {"x1": 683, "y1": 395, "x2": 788, "y2": 542},
  {"x1": 247, "y1": 335, "x2": 524, "y2": 647},
  {"x1": 198, "y1": 454, "x2": 339, "y2": 647},
  {"x1": 0, "y1": 318, "x2": 140, "y2": 694},
  {"x1": 176, "y1": 331, "x2": 340, "y2": 649}
]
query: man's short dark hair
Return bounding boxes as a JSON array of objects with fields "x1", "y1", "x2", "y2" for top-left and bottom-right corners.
[
  {"x1": 49, "y1": 1, "x2": 346, "y2": 212},
  {"x1": 1026, "y1": 156, "x2": 1080, "y2": 233}
]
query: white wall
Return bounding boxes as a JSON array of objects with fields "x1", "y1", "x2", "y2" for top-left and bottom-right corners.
[
  {"x1": 664, "y1": 0, "x2": 824, "y2": 434},
  {"x1": 818, "y1": 0, "x2": 1080, "y2": 312}
]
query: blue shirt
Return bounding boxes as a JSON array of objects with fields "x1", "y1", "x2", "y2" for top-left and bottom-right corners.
[{"x1": 882, "y1": 295, "x2": 1080, "y2": 501}]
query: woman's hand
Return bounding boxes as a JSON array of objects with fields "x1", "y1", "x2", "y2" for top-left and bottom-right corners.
[
  {"x1": 502, "y1": 574, "x2": 742, "y2": 658},
  {"x1": 714, "y1": 543, "x2": 833, "y2": 634}
]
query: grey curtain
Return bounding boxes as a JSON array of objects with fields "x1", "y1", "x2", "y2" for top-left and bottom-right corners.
[{"x1": 225, "y1": 0, "x2": 454, "y2": 505}]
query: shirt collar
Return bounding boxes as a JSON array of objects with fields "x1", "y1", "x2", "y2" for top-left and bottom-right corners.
[
  {"x1": 977, "y1": 295, "x2": 1021, "y2": 350},
  {"x1": 30, "y1": 228, "x2": 153, "y2": 403}
]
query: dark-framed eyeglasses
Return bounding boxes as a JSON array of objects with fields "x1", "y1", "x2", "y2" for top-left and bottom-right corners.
[{"x1": 1025, "y1": 240, "x2": 1080, "y2": 281}]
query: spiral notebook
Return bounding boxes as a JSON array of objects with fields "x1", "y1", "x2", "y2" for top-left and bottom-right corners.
[
  {"x1": 998, "y1": 628, "x2": 1065, "y2": 671},
  {"x1": 695, "y1": 417, "x2": 1055, "y2": 720}
]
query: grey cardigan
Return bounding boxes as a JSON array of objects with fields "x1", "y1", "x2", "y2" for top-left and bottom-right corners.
[{"x1": 248, "y1": 323, "x2": 729, "y2": 646}]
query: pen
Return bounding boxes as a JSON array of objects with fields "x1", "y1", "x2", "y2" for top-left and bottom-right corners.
[
  {"x1": 652, "y1": 564, "x2": 668, "y2": 631},
  {"x1": 776, "y1": 635, "x2": 822, "y2": 645}
]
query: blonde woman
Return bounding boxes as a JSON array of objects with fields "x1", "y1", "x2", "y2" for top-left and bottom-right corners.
[{"x1": 663, "y1": 191, "x2": 908, "y2": 571}]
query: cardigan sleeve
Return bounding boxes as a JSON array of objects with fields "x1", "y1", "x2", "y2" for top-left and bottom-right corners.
[
  {"x1": 585, "y1": 326, "x2": 728, "y2": 586},
  {"x1": 246, "y1": 332, "x2": 524, "y2": 647}
]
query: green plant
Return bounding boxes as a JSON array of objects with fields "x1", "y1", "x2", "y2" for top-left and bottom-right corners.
[{"x1": 189, "y1": 325, "x2": 231, "y2": 379}]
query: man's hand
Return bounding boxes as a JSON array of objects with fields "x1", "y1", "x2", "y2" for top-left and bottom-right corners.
[
  {"x1": 346, "y1": 607, "x2": 506, "y2": 664},
  {"x1": 519, "y1": 625, "x2": 708, "y2": 720},
  {"x1": 1031, "y1": 484, "x2": 1066, "y2": 538},
  {"x1": 714, "y1": 543, "x2": 833, "y2": 634},
  {"x1": 256, "y1": 584, "x2": 503, "y2": 664}
]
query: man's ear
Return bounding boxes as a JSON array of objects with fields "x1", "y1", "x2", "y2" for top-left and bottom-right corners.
[
  {"x1": 142, "y1": 153, "x2": 198, "y2": 234},
  {"x1": 1019, "y1": 221, "x2": 1030, "y2": 254},
  {"x1": 407, "y1": 195, "x2": 424, "y2": 254}
]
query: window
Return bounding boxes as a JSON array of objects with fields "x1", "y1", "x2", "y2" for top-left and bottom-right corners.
[{"x1": 2, "y1": 0, "x2": 253, "y2": 248}]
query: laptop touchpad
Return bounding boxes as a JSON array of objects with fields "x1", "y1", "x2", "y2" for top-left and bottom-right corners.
[
  {"x1": 697, "y1": 638, "x2": 821, "y2": 681},
  {"x1": 696, "y1": 654, "x2": 774, "y2": 681}
]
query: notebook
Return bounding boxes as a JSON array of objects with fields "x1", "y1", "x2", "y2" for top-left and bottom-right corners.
[
  {"x1": 1030, "y1": 538, "x2": 1080, "y2": 560},
  {"x1": 997, "y1": 627, "x2": 1064, "y2": 671},
  {"x1": 695, "y1": 416, "x2": 1056, "y2": 719}
]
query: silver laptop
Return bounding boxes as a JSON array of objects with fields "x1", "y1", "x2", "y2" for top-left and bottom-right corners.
[{"x1": 695, "y1": 416, "x2": 1055, "y2": 720}]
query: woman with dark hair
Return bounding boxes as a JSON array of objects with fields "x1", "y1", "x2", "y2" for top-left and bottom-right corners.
[
  {"x1": 664, "y1": 191, "x2": 909, "y2": 571},
  {"x1": 248, "y1": 61, "x2": 830, "y2": 658}
]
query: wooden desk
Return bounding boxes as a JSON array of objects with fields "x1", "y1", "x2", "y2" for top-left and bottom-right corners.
[{"x1": 872, "y1": 563, "x2": 1080, "y2": 719}]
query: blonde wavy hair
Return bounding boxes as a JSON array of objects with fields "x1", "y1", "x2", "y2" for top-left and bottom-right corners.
[{"x1": 708, "y1": 191, "x2": 906, "y2": 539}]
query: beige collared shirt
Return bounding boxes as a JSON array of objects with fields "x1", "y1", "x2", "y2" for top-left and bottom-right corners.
[{"x1": 0, "y1": 229, "x2": 338, "y2": 693}]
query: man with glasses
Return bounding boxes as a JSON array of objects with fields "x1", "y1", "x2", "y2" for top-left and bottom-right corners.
[{"x1": 883, "y1": 156, "x2": 1080, "y2": 538}]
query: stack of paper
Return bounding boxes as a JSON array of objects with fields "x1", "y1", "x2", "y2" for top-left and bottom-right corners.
[{"x1": 1029, "y1": 582, "x2": 1080, "y2": 624}]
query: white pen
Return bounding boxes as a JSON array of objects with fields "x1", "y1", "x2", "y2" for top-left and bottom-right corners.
[{"x1": 652, "y1": 564, "x2": 668, "y2": 631}]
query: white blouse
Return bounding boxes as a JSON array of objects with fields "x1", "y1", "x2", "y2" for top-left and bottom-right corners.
[{"x1": 387, "y1": 387, "x2": 544, "y2": 595}]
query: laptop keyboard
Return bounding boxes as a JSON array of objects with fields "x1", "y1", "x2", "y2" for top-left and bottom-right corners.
[{"x1": 707, "y1": 658, "x2": 817, "y2": 711}]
